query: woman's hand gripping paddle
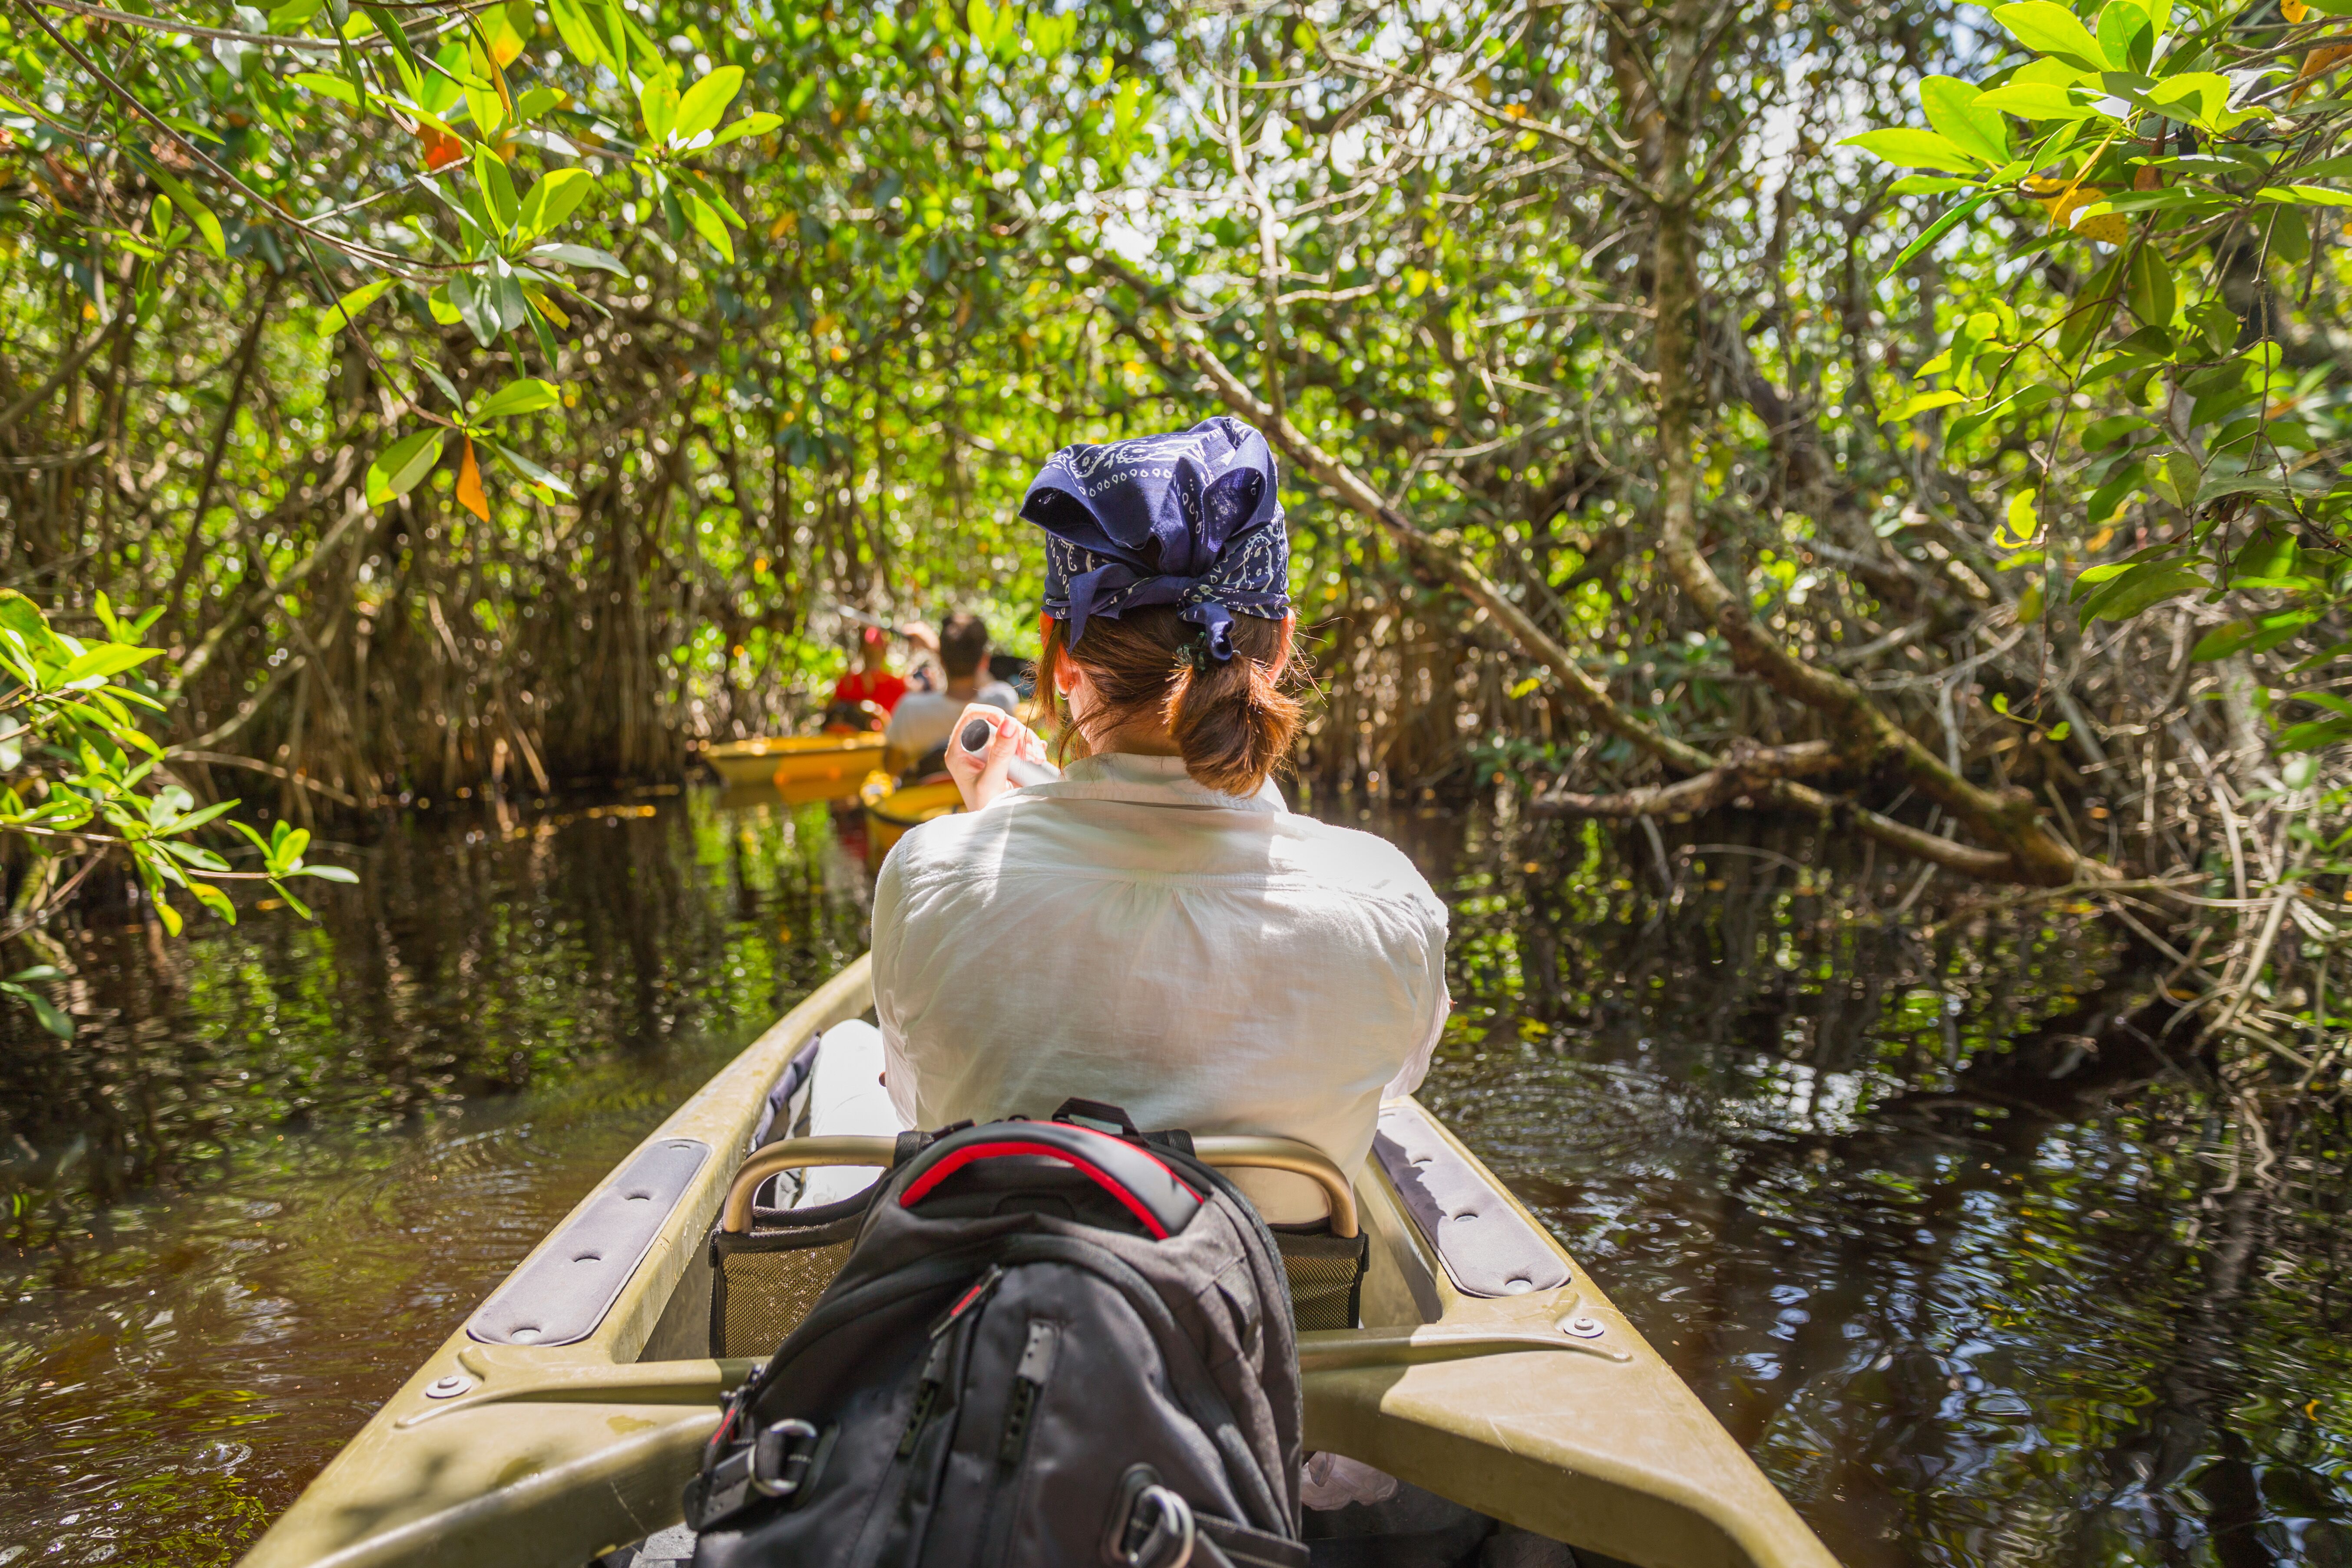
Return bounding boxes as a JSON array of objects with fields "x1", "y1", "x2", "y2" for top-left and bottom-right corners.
[{"x1": 946, "y1": 706, "x2": 1059, "y2": 812}]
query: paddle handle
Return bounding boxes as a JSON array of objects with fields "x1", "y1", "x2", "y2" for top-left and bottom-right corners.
[{"x1": 958, "y1": 717, "x2": 1061, "y2": 788}]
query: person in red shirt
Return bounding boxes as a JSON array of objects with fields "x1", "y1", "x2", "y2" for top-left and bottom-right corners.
[{"x1": 826, "y1": 627, "x2": 909, "y2": 729}]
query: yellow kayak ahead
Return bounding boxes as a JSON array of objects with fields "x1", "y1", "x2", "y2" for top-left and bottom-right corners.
[
  {"x1": 700, "y1": 733, "x2": 884, "y2": 794},
  {"x1": 238, "y1": 954, "x2": 1842, "y2": 1568},
  {"x1": 859, "y1": 773, "x2": 962, "y2": 864}
]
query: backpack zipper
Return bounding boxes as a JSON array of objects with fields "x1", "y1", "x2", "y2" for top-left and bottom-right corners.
[
  {"x1": 997, "y1": 1318, "x2": 1059, "y2": 1463},
  {"x1": 974, "y1": 1317, "x2": 1061, "y2": 1565},
  {"x1": 897, "y1": 1265, "x2": 1002, "y2": 1459}
]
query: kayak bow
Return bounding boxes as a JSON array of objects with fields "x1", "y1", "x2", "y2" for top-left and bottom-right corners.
[{"x1": 240, "y1": 955, "x2": 1840, "y2": 1568}]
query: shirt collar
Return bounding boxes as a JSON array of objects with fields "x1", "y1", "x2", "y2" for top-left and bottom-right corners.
[{"x1": 1025, "y1": 751, "x2": 1288, "y2": 814}]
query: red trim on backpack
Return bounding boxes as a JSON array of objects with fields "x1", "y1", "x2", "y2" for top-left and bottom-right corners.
[{"x1": 899, "y1": 1134, "x2": 1196, "y2": 1239}]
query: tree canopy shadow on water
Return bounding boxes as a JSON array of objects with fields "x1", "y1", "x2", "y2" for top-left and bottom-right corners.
[
  {"x1": 1393, "y1": 802, "x2": 2352, "y2": 1568},
  {"x1": 3, "y1": 791, "x2": 2351, "y2": 1567}
]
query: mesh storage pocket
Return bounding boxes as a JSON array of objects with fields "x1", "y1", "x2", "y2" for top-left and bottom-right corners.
[
  {"x1": 708, "y1": 1201, "x2": 868, "y2": 1357},
  {"x1": 1274, "y1": 1227, "x2": 1369, "y2": 1331}
]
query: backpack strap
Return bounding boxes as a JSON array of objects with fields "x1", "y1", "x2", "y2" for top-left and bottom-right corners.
[
  {"x1": 899, "y1": 1121, "x2": 1204, "y2": 1239},
  {"x1": 1050, "y1": 1097, "x2": 1143, "y2": 1138},
  {"x1": 891, "y1": 1120, "x2": 972, "y2": 1168},
  {"x1": 1053, "y1": 1096, "x2": 1196, "y2": 1157}
]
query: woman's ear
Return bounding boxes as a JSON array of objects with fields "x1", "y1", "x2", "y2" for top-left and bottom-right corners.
[
  {"x1": 1052, "y1": 642, "x2": 1078, "y2": 698},
  {"x1": 1270, "y1": 612, "x2": 1297, "y2": 678}
]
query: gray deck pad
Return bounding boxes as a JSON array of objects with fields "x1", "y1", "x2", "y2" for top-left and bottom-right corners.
[
  {"x1": 468, "y1": 1137, "x2": 711, "y2": 1346},
  {"x1": 1372, "y1": 1104, "x2": 1569, "y2": 1298}
]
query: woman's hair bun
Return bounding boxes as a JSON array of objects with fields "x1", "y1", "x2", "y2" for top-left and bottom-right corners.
[{"x1": 1036, "y1": 607, "x2": 1302, "y2": 796}]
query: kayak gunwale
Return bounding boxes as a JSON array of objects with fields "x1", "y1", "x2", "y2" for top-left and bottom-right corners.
[{"x1": 238, "y1": 954, "x2": 1840, "y2": 1568}]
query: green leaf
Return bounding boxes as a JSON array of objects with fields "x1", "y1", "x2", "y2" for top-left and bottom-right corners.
[
  {"x1": 53, "y1": 643, "x2": 165, "y2": 685},
  {"x1": 189, "y1": 881, "x2": 238, "y2": 923},
  {"x1": 361, "y1": 3, "x2": 418, "y2": 64},
  {"x1": 2256, "y1": 184, "x2": 2352, "y2": 208},
  {"x1": 289, "y1": 69, "x2": 363, "y2": 108},
  {"x1": 1921, "y1": 76, "x2": 2011, "y2": 163},
  {"x1": 143, "y1": 163, "x2": 227, "y2": 261},
  {"x1": 672, "y1": 65, "x2": 744, "y2": 143},
  {"x1": 294, "y1": 863, "x2": 361, "y2": 883},
  {"x1": 321, "y1": 275, "x2": 392, "y2": 332},
  {"x1": 1975, "y1": 82, "x2": 2101, "y2": 120},
  {"x1": 2127, "y1": 244, "x2": 2174, "y2": 326},
  {"x1": 450, "y1": 271, "x2": 505, "y2": 347},
  {"x1": 0, "y1": 980, "x2": 74, "y2": 1038},
  {"x1": 1879, "y1": 389, "x2": 1970, "y2": 423},
  {"x1": 1881, "y1": 192, "x2": 1992, "y2": 278},
  {"x1": 678, "y1": 189, "x2": 736, "y2": 260},
  {"x1": 546, "y1": 0, "x2": 609, "y2": 68},
  {"x1": 2099, "y1": 2, "x2": 2154, "y2": 71},
  {"x1": 275, "y1": 825, "x2": 314, "y2": 868},
  {"x1": 515, "y1": 167, "x2": 595, "y2": 241},
  {"x1": 2192, "y1": 611, "x2": 2318, "y2": 661},
  {"x1": 529, "y1": 241, "x2": 631, "y2": 276},
  {"x1": 1993, "y1": 2, "x2": 2113, "y2": 71},
  {"x1": 480, "y1": 437, "x2": 577, "y2": 497},
  {"x1": 471, "y1": 378, "x2": 561, "y2": 421},
  {"x1": 1840, "y1": 128, "x2": 1985, "y2": 173},
  {"x1": 2279, "y1": 717, "x2": 2352, "y2": 753},
  {"x1": 638, "y1": 70, "x2": 680, "y2": 143},
  {"x1": 1997, "y1": 490, "x2": 2041, "y2": 548},
  {"x1": 2081, "y1": 414, "x2": 2153, "y2": 450},
  {"x1": 0, "y1": 590, "x2": 50, "y2": 643},
  {"x1": 365, "y1": 429, "x2": 447, "y2": 506},
  {"x1": 2292, "y1": 691, "x2": 2352, "y2": 721},
  {"x1": 707, "y1": 112, "x2": 783, "y2": 148},
  {"x1": 2079, "y1": 561, "x2": 2206, "y2": 625},
  {"x1": 473, "y1": 146, "x2": 519, "y2": 233}
]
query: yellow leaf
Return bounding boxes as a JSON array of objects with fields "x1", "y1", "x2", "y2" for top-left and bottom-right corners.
[
  {"x1": 456, "y1": 437, "x2": 490, "y2": 521},
  {"x1": 2285, "y1": 0, "x2": 2309, "y2": 20},
  {"x1": 2039, "y1": 182, "x2": 2127, "y2": 244},
  {"x1": 523, "y1": 285, "x2": 569, "y2": 329}
]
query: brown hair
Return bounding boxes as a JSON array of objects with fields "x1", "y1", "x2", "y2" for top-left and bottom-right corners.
[
  {"x1": 1033, "y1": 606, "x2": 1303, "y2": 797},
  {"x1": 938, "y1": 611, "x2": 989, "y2": 679}
]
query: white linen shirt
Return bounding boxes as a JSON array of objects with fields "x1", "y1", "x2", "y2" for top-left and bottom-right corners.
[{"x1": 871, "y1": 752, "x2": 1450, "y2": 1221}]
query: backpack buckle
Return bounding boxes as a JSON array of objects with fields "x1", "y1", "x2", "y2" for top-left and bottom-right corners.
[
  {"x1": 1105, "y1": 1465, "x2": 1196, "y2": 1568},
  {"x1": 687, "y1": 1418, "x2": 829, "y2": 1530}
]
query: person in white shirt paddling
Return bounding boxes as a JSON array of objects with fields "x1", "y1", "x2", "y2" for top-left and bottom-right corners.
[
  {"x1": 801, "y1": 417, "x2": 1449, "y2": 1231},
  {"x1": 881, "y1": 611, "x2": 1022, "y2": 775}
]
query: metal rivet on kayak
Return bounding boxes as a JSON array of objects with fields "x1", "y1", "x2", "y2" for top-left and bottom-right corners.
[
  {"x1": 1502, "y1": 1277, "x2": 1534, "y2": 1293},
  {"x1": 425, "y1": 1374, "x2": 474, "y2": 1399},
  {"x1": 1561, "y1": 1315, "x2": 1605, "y2": 1339}
]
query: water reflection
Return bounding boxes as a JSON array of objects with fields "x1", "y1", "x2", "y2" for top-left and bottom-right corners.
[
  {"x1": 1404, "y1": 805, "x2": 2352, "y2": 1568},
  {"x1": 0, "y1": 790, "x2": 868, "y2": 1565},
  {"x1": 0, "y1": 788, "x2": 2346, "y2": 1566}
]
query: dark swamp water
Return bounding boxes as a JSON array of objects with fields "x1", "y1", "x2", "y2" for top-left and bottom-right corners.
[{"x1": 3, "y1": 785, "x2": 2351, "y2": 1567}]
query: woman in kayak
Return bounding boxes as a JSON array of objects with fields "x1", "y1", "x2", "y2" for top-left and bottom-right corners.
[{"x1": 820, "y1": 417, "x2": 1451, "y2": 1224}]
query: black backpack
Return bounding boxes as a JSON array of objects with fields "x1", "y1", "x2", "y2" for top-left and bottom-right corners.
[{"x1": 686, "y1": 1102, "x2": 1308, "y2": 1568}]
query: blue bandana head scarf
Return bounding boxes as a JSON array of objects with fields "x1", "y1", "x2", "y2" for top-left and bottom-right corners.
[{"x1": 1022, "y1": 417, "x2": 1290, "y2": 662}]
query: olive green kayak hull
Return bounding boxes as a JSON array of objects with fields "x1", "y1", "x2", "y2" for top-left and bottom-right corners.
[{"x1": 238, "y1": 955, "x2": 1840, "y2": 1568}]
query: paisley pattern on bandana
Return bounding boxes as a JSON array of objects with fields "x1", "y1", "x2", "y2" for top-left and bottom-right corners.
[{"x1": 1021, "y1": 417, "x2": 1289, "y2": 661}]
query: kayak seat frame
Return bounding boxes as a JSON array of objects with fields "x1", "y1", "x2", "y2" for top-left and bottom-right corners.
[{"x1": 705, "y1": 1133, "x2": 1370, "y2": 1355}]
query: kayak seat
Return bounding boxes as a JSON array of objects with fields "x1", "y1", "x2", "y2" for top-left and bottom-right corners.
[{"x1": 707, "y1": 1132, "x2": 1367, "y2": 1356}]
